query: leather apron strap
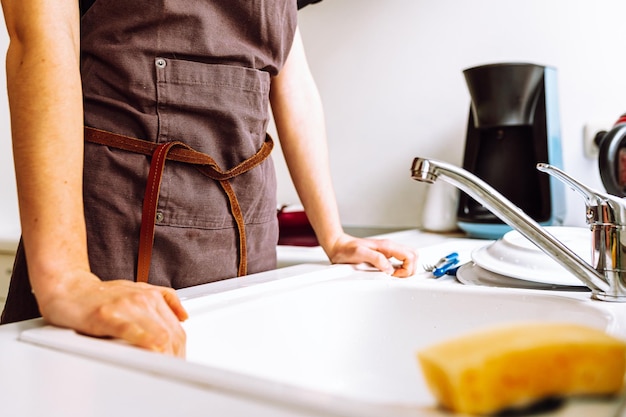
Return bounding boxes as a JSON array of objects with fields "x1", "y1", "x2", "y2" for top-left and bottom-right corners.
[{"x1": 84, "y1": 127, "x2": 273, "y2": 283}]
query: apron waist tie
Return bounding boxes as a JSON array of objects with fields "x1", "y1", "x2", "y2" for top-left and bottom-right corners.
[{"x1": 84, "y1": 127, "x2": 274, "y2": 283}]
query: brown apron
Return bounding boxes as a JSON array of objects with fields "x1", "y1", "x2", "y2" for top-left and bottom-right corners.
[{"x1": 2, "y1": 0, "x2": 297, "y2": 323}]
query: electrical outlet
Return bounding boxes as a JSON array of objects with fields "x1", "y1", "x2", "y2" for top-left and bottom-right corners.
[{"x1": 583, "y1": 121, "x2": 614, "y2": 158}]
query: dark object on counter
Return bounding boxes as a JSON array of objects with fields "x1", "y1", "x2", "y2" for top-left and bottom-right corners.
[
  {"x1": 598, "y1": 113, "x2": 626, "y2": 197},
  {"x1": 297, "y1": 0, "x2": 323, "y2": 9},
  {"x1": 457, "y1": 62, "x2": 566, "y2": 239},
  {"x1": 277, "y1": 206, "x2": 319, "y2": 246},
  {"x1": 494, "y1": 396, "x2": 565, "y2": 416}
]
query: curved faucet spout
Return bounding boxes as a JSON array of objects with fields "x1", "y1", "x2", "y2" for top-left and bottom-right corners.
[
  {"x1": 411, "y1": 157, "x2": 612, "y2": 296},
  {"x1": 536, "y1": 163, "x2": 599, "y2": 204}
]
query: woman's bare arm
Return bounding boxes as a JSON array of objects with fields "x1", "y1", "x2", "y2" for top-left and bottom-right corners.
[
  {"x1": 270, "y1": 28, "x2": 418, "y2": 277},
  {"x1": 2, "y1": 0, "x2": 187, "y2": 355}
]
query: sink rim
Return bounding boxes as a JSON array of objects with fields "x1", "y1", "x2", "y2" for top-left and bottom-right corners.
[
  {"x1": 179, "y1": 264, "x2": 626, "y2": 336},
  {"x1": 18, "y1": 263, "x2": 626, "y2": 417}
]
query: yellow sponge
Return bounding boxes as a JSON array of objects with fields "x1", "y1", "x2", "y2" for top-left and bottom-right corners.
[{"x1": 417, "y1": 322, "x2": 626, "y2": 415}]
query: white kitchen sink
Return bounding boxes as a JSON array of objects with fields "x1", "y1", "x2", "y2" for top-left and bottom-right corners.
[{"x1": 19, "y1": 261, "x2": 626, "y2": 417}]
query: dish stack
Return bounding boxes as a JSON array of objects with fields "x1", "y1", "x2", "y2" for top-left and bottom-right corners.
[{"x1": 457, "y1": 227, "x2": 591, "y2": 290}]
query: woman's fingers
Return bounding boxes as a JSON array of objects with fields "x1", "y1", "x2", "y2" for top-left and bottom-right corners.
[
  {"x1": 112, "y1": 300, "x2": 186, "y2": 356},
  {"x1": 366, "y1": 239, "x2": 419, "y2": 278},
  {"x1": 327, "y1": 235, "x2": 419, "y2": 277},
  {"x1": 44, "y1": 277, "x2": 188, "y2": 357},
  {"x1": 97, "y1": 283, "x2": 188, "y2": 357}
]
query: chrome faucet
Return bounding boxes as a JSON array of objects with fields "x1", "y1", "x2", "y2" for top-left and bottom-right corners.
[{"x1": 411, "y1": 157, "x2": 626, "y2": 302}]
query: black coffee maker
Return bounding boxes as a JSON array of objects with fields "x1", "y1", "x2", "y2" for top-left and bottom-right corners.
[{"x1": 457, "y1": 63, "x2": 566, "y2": 239}]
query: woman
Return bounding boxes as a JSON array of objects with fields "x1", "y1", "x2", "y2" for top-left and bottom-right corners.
[{"x1": 0, "y1": 0, "x2": 417, "y2": 356}]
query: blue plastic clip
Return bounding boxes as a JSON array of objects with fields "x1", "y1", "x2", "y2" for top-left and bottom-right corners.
[{"x1": 431, "y1": 252, "x2": 460, "y2": 277}]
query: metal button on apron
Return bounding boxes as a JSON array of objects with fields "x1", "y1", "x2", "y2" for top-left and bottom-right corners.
[
  {"x1": 155, "y1": 212, "x2": 164, "y2": 222},
  {"x1": 155, "y1": 58, "x2": 166, "y2": 68}
]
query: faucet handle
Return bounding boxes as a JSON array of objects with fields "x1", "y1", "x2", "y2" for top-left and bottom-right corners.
[{"x1": 537, "y1": 163, "x2": 626, "y2": 225}]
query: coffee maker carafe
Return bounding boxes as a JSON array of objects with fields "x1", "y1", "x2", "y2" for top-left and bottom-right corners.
[{"x1": 457, "y1": 62, "x2": 566, "y2": 239}]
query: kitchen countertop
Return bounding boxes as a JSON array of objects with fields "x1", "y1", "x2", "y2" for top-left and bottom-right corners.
[
  {"x1": 2, "y1": 229, "x2": 626, "y2": 417},
  {"x1": 276, "y1": 229, "x2": 466, "y2": 269},
  {"x1": 0, "y1": 236, "x2": 18, "y2": 253},
  {"x1": 0, "y1": 222, "x2": 20, "y2": 252}
]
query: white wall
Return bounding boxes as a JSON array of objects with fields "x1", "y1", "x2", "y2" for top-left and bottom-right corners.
[
  {"x1": 0, "y1": 10, "x2": 18, "y2": 240},
  {"x1": 274, "y1": 0, "x2": 626, "y2": 228},
  {"x1": 2, "y1": 1, "x2": 626, "y2": 237}
]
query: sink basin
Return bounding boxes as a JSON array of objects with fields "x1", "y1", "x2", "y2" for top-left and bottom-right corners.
[{"x1": 19, "y1": 264, "x2": 626, "y2": 416}]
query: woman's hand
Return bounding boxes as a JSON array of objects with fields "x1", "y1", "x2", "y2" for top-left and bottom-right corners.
[
  {"x1": 325, "y1": 233, "x2": 418, "y2": 278},
  {"x1": 36, "y1": 270, "x2": 188, "y2": 357}
]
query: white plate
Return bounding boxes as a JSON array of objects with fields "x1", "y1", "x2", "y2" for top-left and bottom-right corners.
[
  {"x1": 456, "y1": 262, "x2": 590, "y2": 291},
  {"x1": 471, "y1": 226, "x2": 590, "y2": 287}
]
